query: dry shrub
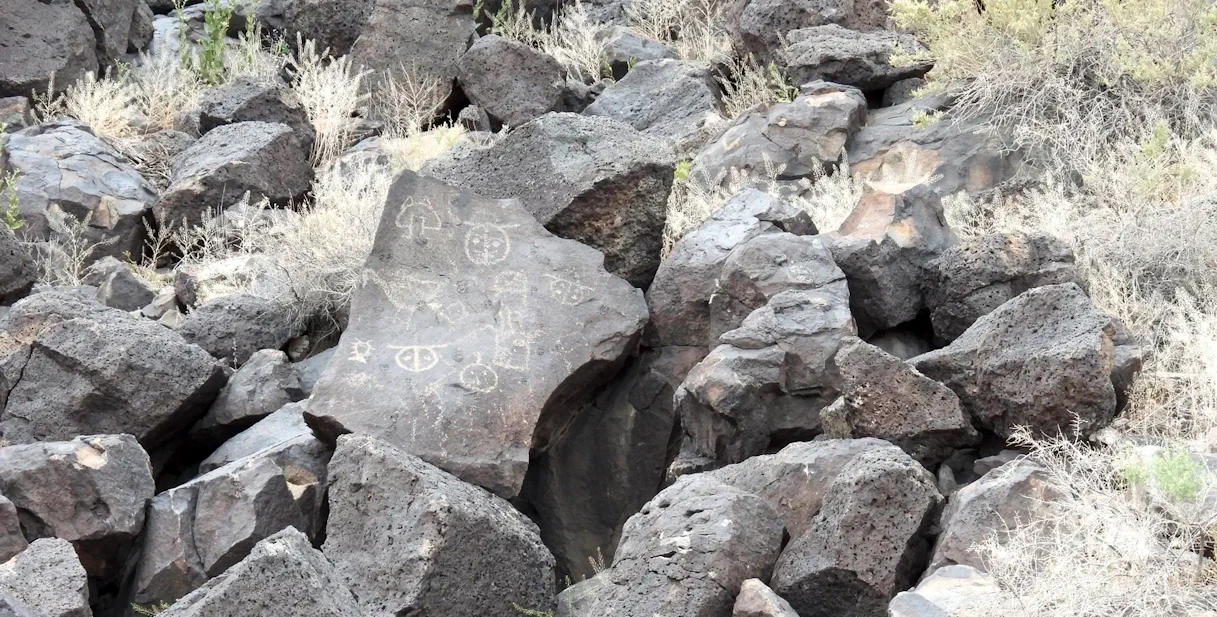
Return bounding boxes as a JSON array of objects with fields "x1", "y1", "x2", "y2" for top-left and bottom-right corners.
[
  {"x1": 129, "y1": 52, "x2": 204, "y2": 131},
  {"x1": 373, "y1": 64, "x2": 448, "y2": 138},
  {"x1": 492, "y1": 0, "x2": 608, "y2": 82},
  {"x1": 625, "y1": 0, "x2": 732, "y2": 63},
  {"x1": 288, "y1": 36, "x2": 370, "y2": 165}
]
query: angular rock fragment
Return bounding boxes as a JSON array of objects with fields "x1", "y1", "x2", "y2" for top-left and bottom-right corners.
[
  {"x1": 770, "y1": 448, "x2": 941, "y2": 617},
  {"x1": 306, "y1": 170, "x2": 648, "y2": 497},
  {"x1": 349, "y1": 0, "x2": 476, "y2": 104},
  {"x1": 584, "y1": 59, "x2": 724, "y2": 154},
  {"x1": 727, "y1": 0, "x2": 891, "y2": 67},
  {"x1": 782, "y1": 25, "x2": 931, "y2": 90},
  {"x1": 323, "y1": 435, "x2": 555, "y2": 617},
  {"x1": 0, "y1": 228, "x2": 35, "y2": 306},
  {"x1": 131, "y1": 436, "x2": 330, "y2": 606},
  {"x1": 0, "y1": 495, "x2": 26, "y2": 563},
  {"x1": 556, "y1": 475, "x2": 785, "y2": 617},
  {"x1": 283, "y1": 0, "x2": 376, "y2": 56},
  {"x1": 690, "y1": 87, "x2": 866, "y2": 190},
  {"x1": 594, "y1": 27, "x2": 676, "y2": 79},
  {"x1": 457, "y1": 35, "x2": 565, "y2": 128},
  {"x1": 196, "y1": 76, "x2": 316, "y2": 150},
  {"x1": 0, "y1": 290, "x2": 225, "y2": 448},
  {"x1": 733, "y1": 579, "x2": 800, "y2": 617},
  {"x1": 0, "y1": 539, "x2": 91, "y2": 617},
  {"x1": 924, "y1": 231, "x2": 1083, "y2": 343},
  {"x1": 191, "y1": 349, "x2": 305, "y2": 441},
  {"x1": 177, "y1": 294, "x2": 296, "y2": 367},
  {"x1": 155, "y1": 121, "x2": 313, "y2": 229},
  {"x1": 156, "y1": 528, "x2": 364, "y2": 617},
  {"x1": 822, "y1": 339, "x2": 979, "y2": 466},
  {"x1": 911, "y1": 283, "x2": 1141, "y2": 439},
  {"x1": 828, "y1": 181, "x2": 956, "y2": 336},
  {"x1": 888, "y1": 564, "x2": 1005, "y2": 617},
  {"x1": 422, "y1": 113, "x2": 675, "y2": 287},
  {"x1": 647, "y1": 189, "x2": 816, "y2": 351},
  {"x1": 0, "y1": 0, "x2": 98, "y2": 98},
  {"x1": 0, "y1": 435, "x2": 154, "y2": 579},
  {"x1": 198, "y1": 401, "x2": 311, "y2": 474}
]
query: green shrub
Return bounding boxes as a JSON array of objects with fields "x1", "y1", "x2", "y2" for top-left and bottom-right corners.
[{"x1": 1, "y1": 171, "x2": 23, "y2": 232}]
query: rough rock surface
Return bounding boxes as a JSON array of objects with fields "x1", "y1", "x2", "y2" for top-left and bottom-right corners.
[
  {"x1": 690, "y1": 87, "x2": 866, "y2": 190},
  {"x1": 196, "y1": 76, "x2": 316, "y2": 150},
  {"x1": 782, "y1": 25, "x2": 931, "y2": 90},
  {"x1": 177, "y1": 294, "x2": 296, "y2": 367},
  {"x1": 323, "y1": 435, "x2": 555, "y2": 617},
  {"x1": 925, "y1": 231, "x2": 1084, "y2": 343},
  {"x1": 457, "y1": 35, "x2": 565, "y2": 128},
  {"x1": 770, "y1": 448, "x2": 941, "y2": 617},
  {"x1": 595, "y1": 27, "x2": 676, "y2": 79},
  {"x1": 0, "y1": 289, "x2": 225, "y2": 448},
  {"x1": 0, "y1": 0, "x2": 98, "y2": 98},
  {"x1": 556, "y1": 475, "x2": 785, "y2": 617},
  {"x1": 0, "y1": 229, "x2": 35, "y2": 306},
  {"x1": 522, "y1": 349, "x2": 694, "y2": 580},
  {"x1": 283, "y1": 0, "x2": 376, "y2": 56},
  {"x1": 0, "y1": 539, "x2": 91, "y2": 617},
  {"x1": 0, "y1": 97, "x2": 34, "y2": 133},
  {"x1": 583, "y1": 59, "x2": 723, "y2": 154},
  {"x1": 911, "y1": 283, "x2": 1141, "y2": 439},
  {"x1": 647, "y1": 189, "x2": 816, "y2": 351},
  {"x1": 709, "y1": 437, "x2": 899, "y2": 539},
  {"x1": 156, "y1": 527, "x2": 364, "y2": 617},
  {"x1": 0, "y1": 435, "x2": 153, "y2": 579},
  {"x1": 822, "y1": 339, "x2": 979, "y2": 466},
  {"x1": 1, "y1": 121, "x2": 157, "y2": 262},
  {"x1": 198, "y1": 401, "x2": 311, "y2": 474},
  {"x1": 828, "y1": 182, "x2": 957, "y2": 336},
  {"x1": 733, "y1": 579, "x2": 800, "y2": 617},
  {"x1": 155, "y1": 121, "x2": 313, "y2": 228},
  {"x1": 191, "y1": 349, "x2": 305, "y2": 441},
  {"x1": 0, "y1": 495, "x2": 27, "y2": 563},
  {"x1": 348, "y1": 0, "x2": 476, "y2": 103},
  {"x1": 422, "y1": 113, "x2": 676, "y2": 287},
  {"x1": 888, "y1": 565, "x2": 1004, "y2": 617},
  {"x1": 678, "y1": 285, "x2": 856, "y2": 463},
  {"x1": 929, "y1": 459, "x2": 1061, "y2": 574},
  {"x1": 131, "y1": 436, "x2": 330, "y2": 606},
  {"x1": 727, "y1": 0, "x2": 890, "y2": 65},
  {"x1": 306, "y1": 170, "x2": 648, "y2": 498}
]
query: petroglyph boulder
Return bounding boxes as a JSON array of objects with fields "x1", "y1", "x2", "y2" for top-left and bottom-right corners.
[{"x1": 306, "y1": 170, "x2": 648, "y2": 498}]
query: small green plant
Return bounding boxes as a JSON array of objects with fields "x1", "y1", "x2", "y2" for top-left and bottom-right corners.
[
  {"x1": 674, "y1": 159, "x2": 693, "y2": 183},
  {"x1": 912, "y1": 109, "x2": 945, "y2": 129},
  {"x1": 767, "y1": 62, "x2": 798, "y2": 103},
  {"x1": 511, "y1": 603, "x2": 553, "y2": 617},
  {"x1": 131, "y1": 602, "x2": 170, "y2": 616},
  {"x1": 1, "y1": 171, "x2": 23, "y2": 231},
  {"x1": 197, "y1": 0, "x2": 235, "y2": 84},
  {"x1": 1122, "y1": 448, "x2": 1206, "y2": 502}
]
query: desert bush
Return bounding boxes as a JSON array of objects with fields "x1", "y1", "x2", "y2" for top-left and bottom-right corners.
[
  {"x1": 492, "y1": 0, "x2": 608, "y2": 83},
  {"x1": 718, "y1": 55, "x2": 800, "y2": 118},
  {"x1": 29, "y1": 207, "x2": 118, "y2": 286},
  {"x1": 373, "y1": 64, "x2": 448, "y2": 138},
  {"x1": 288, "y1": 36, "x2": 370, "y2": 165},
  {"x1": 625, "y1": 0, "x2": 732, "y2": 63}
]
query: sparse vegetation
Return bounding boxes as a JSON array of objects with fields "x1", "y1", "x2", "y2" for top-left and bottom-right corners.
[
  {"x1": 288, "y1": 36, "x2": 370, "y2": 165},
  {"x1": 1, "y1": 171, "x2": 23, "y2": 232}
]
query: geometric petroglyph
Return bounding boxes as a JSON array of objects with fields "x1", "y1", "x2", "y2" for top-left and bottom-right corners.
[
  {"x1": 349, "y1": 339, "x2": 374, "y2": 363},
  {"x1": 459, "y1": 354, "x2": 500, "y2": 393},
  {"x1": 492, "y1": 308, "x2": 531, "y2": 371},
  {"x1": 388, "y1": 344, "x2": 447, "y2": 373},
  {"x1": 545, "y1": 273, "x2": 594, "y2": 306},
  {"x1": 465, "y1": 223, "x2": 513, "y2": 266},
  {"x1": 394, "y1": 196, "x2": 443, "y2": 239}
]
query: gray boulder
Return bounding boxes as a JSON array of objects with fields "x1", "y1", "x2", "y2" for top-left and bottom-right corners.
[
  {"x1": 349, "y1": 0, "x2": 475, "y2": 104},
  {"x1": 781, "y1": 25, "x2": 931, "y2": 91},
  {"x1": 422, "y1": 112, "x2": 676, "y2": 287},
  {"x1": 1, "y1": 121, "x2": 157, "y2": 263},
  {"x1": 727, "y1": 0, "x2": 891, "y2": 66},
  {"x1": 0, "y1": 495, "x2": 26, "y2": 563},
  {"x1": 733, "y1": 579, "x2": 799, "y2": 617},
  {"x1": 129, "y1": 0, "x2": 155, "y2": 53},
  {"x1": 191, "y1": 349, "x2": 305, "y2": 441},
  {"x1": 556, "y1": 475, "x2": 785, "y2": 617},
  {"x1": 911, "y1": 283, "x2": 1141, "y2": 439},
  {"x1": 828, "y1": 182, "x2": 957, "y2": 336},
  {"x1": 196, "y1": 76, "x2": 315, "y2": 151},
  {"x1": 0, "y1": 594, "x2": 40, "y2": 617},
  {"x1": 690, "y1": 87, "x2": 866, "y2": 190},
  {"x1": 929, "y1": 459, "x2": 1061, "y2": 574},
  {"x1": 709, "y1": 437, "x2": 898, "y2": 539},
  {"x1": 156, "y1": 527, "x2": 364, "y2": 617},
  {"x1": 0, "y1": 290, "x2": 225, "y2": 448},
  {"x1": 770, "y1": 448, "x2": 941, "y2": 617},
  {"x1": 283, "y1": 0, "x2": 376, "y2": 56},
  {"x1": 155, "y1": 121, "x2": 313, "y2": 229},
  {"x1": 0, "y1": 97, "x2": 34, "y2": 133},
  {"x1": 678, "y1": 286, "x2": 856, "y2": 464},
  {"x1": 924, "y1": 231, "x2": 1083, "y2": 343},
  {"x1": 888, "y1": 565, "x2": 1004, "y2": 617},
  {"x1": 77, "y1": 0, "x2": 142, "y2": 63},
  {"x1": 0, "y1": 0, "x2": 98, "y2": 98},
  {"x1": 293, "y1": 348, "x2": 333, "y2": 396},
  {"x1": 594, "y1": 27, "x2": 676, "y2": 80},
  {"x1": 457, "y1": 35, "x2": 565, "y2": 128},
  {"x1": 0, "y1": 539, "x2": 90, "y2": 617},
  {"x1": 0, "y1": 435, "x2": 153, "y2": 580},
  {"x1": 131, "y1": 436, "x2": 330, "y2": 607},
  {"x1": 583, "y1": 59, "x2": 723, "y2": 154},
  {"x1": 177, "y1": 294, "x2": 296, "y2": 367},
  {"x1": 521, "y1": 349, "x2": 691, "y2": 580},
  {"x1": 323, "y1": 435, "x2": 555, "y2": 617},
  {"x1": 0, "y1": 228, "x2": 35, "y2": 306},
  {"x1": 822, "y1": 339, "x2": 979, "y2": 467},
  {"x1": 646, "y1": 189, "x2": 816, "y2": 351},
  {"x1": 92, "y1": 258, "x2": 157, "y2": 311},
  {"x1": 197, "y1": 401, "x2": 311, "y2": 473},
  {"x1": 306, "y1": 170, "x2": 647, "y2": 498}
]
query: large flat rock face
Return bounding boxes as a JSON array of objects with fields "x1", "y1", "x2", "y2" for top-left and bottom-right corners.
[{"x1": 307, "y1": 171, "x2": 648, "y2": 498}]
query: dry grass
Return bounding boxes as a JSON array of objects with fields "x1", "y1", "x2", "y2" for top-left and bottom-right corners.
[
  {"x1": 624, "y1": 0, "x2": 732, "y2": 63},
  {"x1": 373, "y1": 63, "x2": 448, "y2": 138},
  {"x1": 287, "y1": 36, "x2": 370, "y2": 165},
  {"x1": 492, "y1": 0, "x2": 608, "y2": 82},
  {"x1": 130, "y1": 52, "x2": 205, "y2": 132}
]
